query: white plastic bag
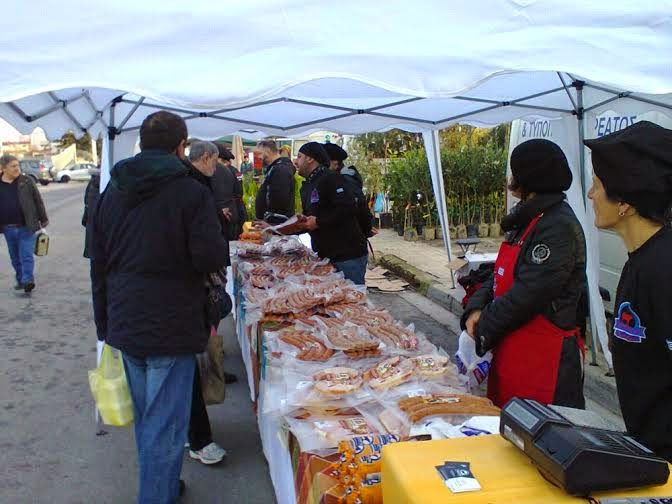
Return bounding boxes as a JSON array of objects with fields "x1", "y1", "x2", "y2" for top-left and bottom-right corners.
[{"x1": 455, "y1": 331, "x2": 493, "y2": 393}]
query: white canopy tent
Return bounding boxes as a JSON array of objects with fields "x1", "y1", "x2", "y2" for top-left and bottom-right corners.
[{"x1": 2, "y1": 2, "x2": 672, "y2": 370}]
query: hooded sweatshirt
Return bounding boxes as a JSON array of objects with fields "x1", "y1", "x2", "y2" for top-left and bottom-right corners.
[{"x1": 91, "y1": 149, "x2": 229, "y2": 356}]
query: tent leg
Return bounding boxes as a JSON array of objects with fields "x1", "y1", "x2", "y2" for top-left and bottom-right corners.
[
  {"x1": 422, "y1": 130, "x2": 455, "y2": 289},
  {"x1": 577, "y1": 84, "x2": 599, "y2": 367}
]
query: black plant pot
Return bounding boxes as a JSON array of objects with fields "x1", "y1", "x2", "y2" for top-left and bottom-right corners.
[
  {"x1": 379, "y1": 212, "x2": 393, "y2": 229},
  {"x1": 466, "y1": 224, "x2": 479, "y2": 238},
  {"x1": 415, "y1": 224, "x2": 424, "y2": 236},
  {"x1": 397, "y1": 227, "x2": 404, "y2": 237}
]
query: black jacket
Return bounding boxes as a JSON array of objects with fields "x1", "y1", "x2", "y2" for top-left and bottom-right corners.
[
  {"x1": 300, "y1": 166, "x2": 368, "y2": 262},
  {"x1": 612, "y1": 226, "x2": 672, "y2": 461},
  {"x1": 211, "y1": 162, "x2": 243, "y2": 240},
  {"x1": 91, "y1": 150, "x2": 229, "y2": 357},
  {"x1": 82, "y1": 169, "x2": 101, "y2": 258},
  {"x1": 255, "y1": 156, "x2": 296, "y2": 221},
  {"x1": 12, "y1": 174, "x2": 48, "y2": 233},
  {"x1": 231, "y1": 165, "x2": 246, "y2": 238},
  {"x1": 461, "y1": 193, "x2": 586, "y2": 405},
  {"x1": 340, "y1": 165, "x2": 373, "y2": 238}
]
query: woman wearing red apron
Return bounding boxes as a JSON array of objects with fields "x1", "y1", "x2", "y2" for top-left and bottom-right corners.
[{"x1": 461, "y1": 139, "x2": 586, "y2": 408}]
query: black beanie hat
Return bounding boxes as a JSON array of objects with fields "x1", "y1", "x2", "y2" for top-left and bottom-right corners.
[
  {"x1": 215, "y1": 142, "x2": 235, "y2": 161},
  {"x1": 510, "y1": 139, "x2": 572, "y2": 193},
  {"x1": 584, "y1": 121, "x2": 672, "y2": 200},
  {"x1": 323, "y1": 142, "x2": 348, "y2": 162},
  {"x1": 299, "y1": 142, "x2": 330, "y2": 166}
]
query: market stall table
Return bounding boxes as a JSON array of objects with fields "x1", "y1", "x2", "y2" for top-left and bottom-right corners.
[{"x1": 382, "y1": 435, "x2": 672, "y2": 504}]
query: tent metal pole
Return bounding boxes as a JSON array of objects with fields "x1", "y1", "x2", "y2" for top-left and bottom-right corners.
[
  {"x1": 6, "y1": 102, "x2": 30, "y2": 121},
  {"x1": 576, "y1": 82, "x2": 598, "y2": 367},
  {"x1": 285, "y1": 112, "x2": 359, "y2": 131},
  {"x1": 435, "y1": 103, "x2": 503, "y2": 125},
  {"x1": 117, "y1": 97, "x2": 145, "y2": 130},
  {"x1": 423, "y1": 130, "x2": 455, "y2": 288},
  {"x1": 509, "y1": 86, "x2": 567, "y2": 104},
  {"x1": 365, "y1": 97, "x2": 425, "y2": 112},
  {"x1": 364, "y1": 111, "x2": 436, "y2": 124},
  {"x1": 584, "y1": 94, "x2": 627, "y2": 113},
  {"x1": 26, "y1": 91, "x2": 88, "y2": 122},
  {"x1": 185, "y1": 113, "x2": 285, "y2": 130},
  {"x1": 453, "y1": 96, "x2": 501, "y2": 105},
  {"x1": 582, "y1": 82, "x2": 626, "y2": 97},
  {"x1": 208, "y1": 98, "x2": 287, "y2": 115},
  {"x1": 119, "y1": 99, "x2": 196, "y2": 116},
  {"x1": 47, "y1": 91, "x2": 87, "y2": 132},
  {"x1": 108, "y1": 102, "x2": 116, "y2": 175},
  {"x1": 623, "y1": 94, "x2": 672, "y2": 112},
  {"x1": 26, "y1": 101, "x2": 65, "y2": 121},
  {"x1": 510, "y1": 104, "x2": 574, "y2": 114},
  {"x1": 557, "y1": 72, "x2": 578, "y2": 112},
  {"x1": 284, "y1": 98, "x2": 357, "y2": 113}
]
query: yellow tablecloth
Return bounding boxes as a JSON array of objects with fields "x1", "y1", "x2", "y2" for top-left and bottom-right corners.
[{"x1": 382, "y1": 435, "x2": 672, "y2": 504}]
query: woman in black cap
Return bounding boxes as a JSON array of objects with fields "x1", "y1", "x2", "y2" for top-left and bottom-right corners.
[
  {"x1": 585, "y1": 121, "x2": 672, "y2": 461},
  {"x1": 462, "y1": 139, "x2": 587, "y2": 408}
]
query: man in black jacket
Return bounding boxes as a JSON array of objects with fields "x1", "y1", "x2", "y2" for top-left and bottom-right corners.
[
  {"x1": 211, "y1": 143, "x2": 245, "y2": 241},
  {"x1": 323, "y1": 142, "x2": 374, "y2": 239},
  {"x1": 91, "y1": 112, "x2": 229, "y2": 503},
  {"x1": 82, "y1": 165, "x2": 101, "y2": 259},
  {"x1": 461, "y1": 139, "x2": 586, "y2": 409},
  {"x1": 296, "y1": 142, "x2": 368, "y2": 284},
  {"x1": 255, "y1": 139, "x2": 296, "y2": 223}
]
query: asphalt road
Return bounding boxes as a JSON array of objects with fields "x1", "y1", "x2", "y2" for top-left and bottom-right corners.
[{"x1": 0, "y1": 183, "x2": 469, "y2": 503}]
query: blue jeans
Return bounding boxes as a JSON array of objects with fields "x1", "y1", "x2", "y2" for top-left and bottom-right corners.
[
  {"x1": 3, "y1": 226, "x2": 36, "y2": 285},
  {"x1": 333, "y1": 253, "x2": 368, "y2": 285},
  {"x1": 122, "y1": 353, "x2": 196, "y2": 504}
]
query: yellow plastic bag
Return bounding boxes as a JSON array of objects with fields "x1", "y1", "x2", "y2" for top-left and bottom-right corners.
[{"x1": 88, "y1": 344, "x2": 134, "y2": 427}]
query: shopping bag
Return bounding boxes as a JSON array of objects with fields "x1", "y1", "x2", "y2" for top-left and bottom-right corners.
[
  {"x1": 88, "y1": 344, "x2": 134, "y2": 427},
  {"x1": 455, "y1": 330, "x2": 493, "y2": 394},
  {"x1": 34, "y1": 229, "x2": 49, "y2": 256},
  {"x1": 199, "y1": 329, "x2": 226, "y2": 405}
]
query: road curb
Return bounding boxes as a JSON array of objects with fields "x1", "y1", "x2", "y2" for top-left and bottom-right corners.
[{"x1": 377, "y1": 254, "x2": 464, "y2": 315}]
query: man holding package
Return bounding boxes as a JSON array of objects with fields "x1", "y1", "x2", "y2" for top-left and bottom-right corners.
[
  {"x1": 92, "y1": 111, "x2": 229, "y2": 502},
  {"x1": 295, "y1": 141, "x2": 368, "y2": 284}
]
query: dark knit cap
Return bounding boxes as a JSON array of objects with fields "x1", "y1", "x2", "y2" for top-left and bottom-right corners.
[
  {"x1": 510, "y1": 139, "x2": 572, "y2": 193},
  {"x1": 584, "y1": 121, "x2": 672, "y2": 201},
  {"x1": 215, "y1": 142, "x2": 235, "y2": 161},
  {"x1": 299, "y1": 142, "x2": 330, "y2": 166},
  {"x1": 323, "y1": 142, "x2": 348, "y2": 162}
]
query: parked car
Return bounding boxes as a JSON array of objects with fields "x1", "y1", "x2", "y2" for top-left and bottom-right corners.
[
  {"x1": 52, "y1": 163, "x2": 95, "y2": 183},
  {"x1": 19, "y1": 159, "x2": 52, "y2": 185}
]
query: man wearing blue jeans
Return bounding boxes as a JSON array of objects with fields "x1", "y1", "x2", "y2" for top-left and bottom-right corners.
[
  {"x1": 3, "y1": 226, "x2": 37, "y2": 286},
  {"x1": 91, "y1": 111, "x2": 229, "y2": 503},
  {"x1": 1, "y1": 154, "x2": 49, "y2": 293},
  {"x1": 294, "y1": 142, "x2": 369, "y2": 285}
]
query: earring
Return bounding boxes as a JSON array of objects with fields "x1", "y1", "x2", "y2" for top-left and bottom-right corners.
[{"x1": 618, "y1": 211, "x2": 625, "y2": 217}]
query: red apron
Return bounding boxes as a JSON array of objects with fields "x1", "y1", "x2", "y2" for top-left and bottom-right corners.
[{"x1": 487, "y1": 213, "x2": 583, "y2": 407}]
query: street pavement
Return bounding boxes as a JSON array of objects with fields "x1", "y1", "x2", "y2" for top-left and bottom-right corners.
[{"x1": 0, "y1": 183, "x2": 473, "y2": 503}]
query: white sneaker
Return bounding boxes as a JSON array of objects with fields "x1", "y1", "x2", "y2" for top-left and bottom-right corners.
[{"x1": 189, "y1": 442, "x2": 227, "y2": 465}]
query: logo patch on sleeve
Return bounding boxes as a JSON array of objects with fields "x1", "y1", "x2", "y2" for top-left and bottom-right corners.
[
  {"x1": 614, "y1": 302, "x2": 647, "y2": 343},
  {"x1": 310, "y1": 189, "x2": 320, "y2": 204},
  {"x1": 531, "y1": 243, "x2": 551, "y2": 264},
  {"x1": 336, "y1": 187, "x2": 344, "y2": 193}
]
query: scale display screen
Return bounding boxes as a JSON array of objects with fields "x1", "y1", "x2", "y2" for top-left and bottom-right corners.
[{"x1": 506, "y1": 400, "x2": 539, "y2": 430}]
